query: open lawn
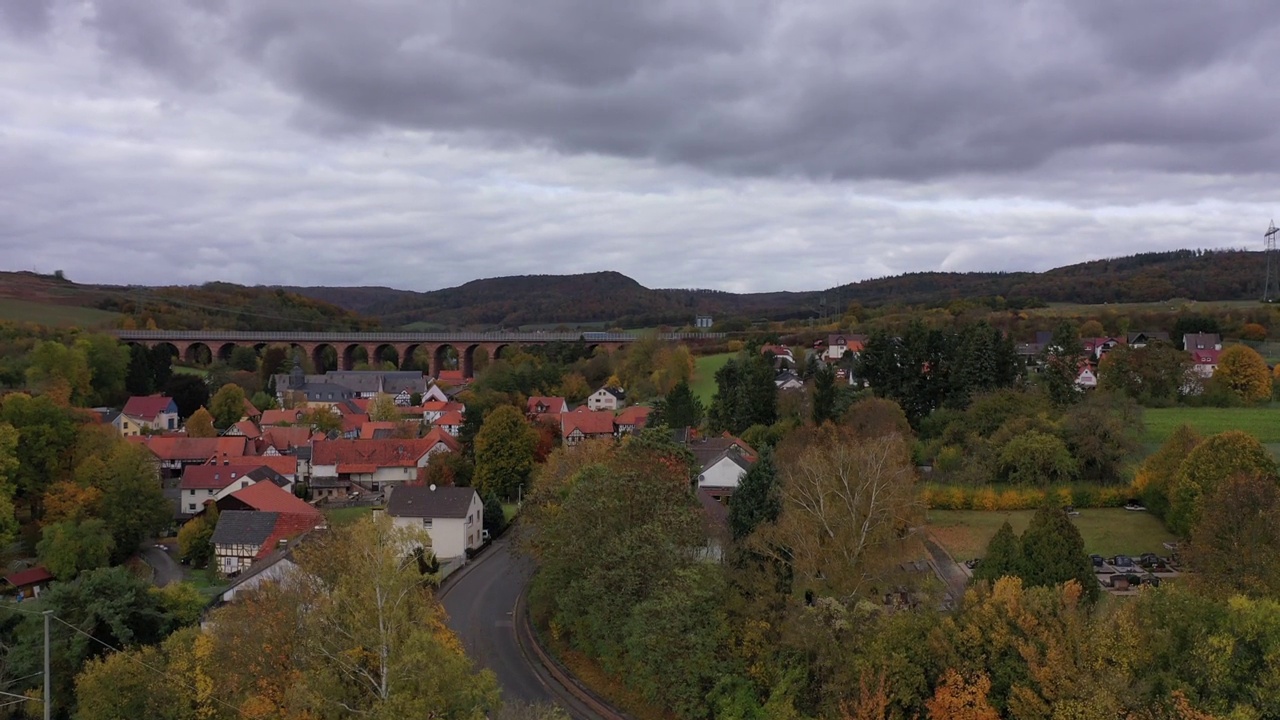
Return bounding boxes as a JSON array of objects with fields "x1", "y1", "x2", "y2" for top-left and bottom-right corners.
[
  {"x1": 927, "y1": 508, "x2": 1178, "y2": 562},
  {"x1": 1142, "y1": 406, "x2": 1280, "y2": 445},
  {"x1": 324, "y1": 505, "x2": 373, "y2": 526},
  {"x1": 171, "y1": 365, "x2": 208, "y2": 377},
  {"x1": 0, "y1": 298, "x2": 120, "y2": 327},
  {"x1": 691, "y1": 352, "x2": 734, "y2": 405},
  {"x1": 185, "y1": 568, "x2": 229, "y2": 599}
]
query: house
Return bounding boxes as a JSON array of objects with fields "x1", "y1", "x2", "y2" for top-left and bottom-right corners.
[
  {"x1": 114, "y1": 395, "x2": 179, "y2": 436},
  {"x1": 1076, "y1": 366, "x2": 1099, "y2": 389},
  {"x1": 774, "y1": 369, "x2": 804, "y2": 390},
  {"x1": 422, "y1": 383, "x2": 450, "y2": 404},
  {"x1": 130, "y1": 436, "x2": 250, "y2": 479},
  {"x1": 384, "y1": 484, "x2": 484, "y2": 561},
  {"x1": 1190, "y1": 349, "x2": 1222, "y2": 378},
  {"x1": 259, "y1": 409, "x2": 305, "y2": 427},
  {"x1": 215, "y1": 480, "x2": 321, "y2": 518},
  {"x1": 587, "y1": 386, "x2": 626, "y2": 411},
  {"x1": 527, "y1": 396, "x2": 569, "y2": 416},
  {"x1": 359, "y1": 421, "x2": 401, "y2": 439},
  {"x1": 1183, "y1": 333, "x2": 1222, "y2": 352},
  {"x1": 436, "y1": 370, "x2": 468, "y2": 386},
  {"x1": 1082, "y1": 337, "x2": 1123, "y2": 360},
  {"x1": 688, "y1": 434, "x2": 758, "y2": 467},
  {"x1": 613, "y1": 406, "x2": 651, "y2": 436},
  {"x1": 4, "y1": 566, "x2": 54, "y2": 599},
  {"x1": 210, "y1": 510, "x2": 318, "y2": 576},
  {"x1": 431, "y1": 410, "x2": 464, "y2": 437},
  {"x1": 697, "y1": 447, "x2": 754, "y2": 502},
  {"x1": 273, "y1": 370, "x2": 428, "y2": 404},
  {"x1": 826, "y1": 334, "x2": 867, "y2": 362},
  {"x1": 310, "y1": 437, "x2": 456, "y2": 493},
  {"x1": 224, "y1": 420, "x2": 261, "y2": 440},
  {"x1": 422, "y1": 400, "x2": 466, "y2": 424},
  {"x1": 561, "y1": 409, "x2": 617, "y2": 446},
  {"x1": 216, "y1": 542, "x2": 301, "y2": 604},
  {"x1": 256, "y1": 426, "x2": 314, "y2": 456},
  {"x1": 761, "y1": 344, "x2": 795, "y2": 368},
  {"x1": 178, "y1": 463, "x2": 292, "y2": 517},
  {"x1": 1127, "y1": 331, "x2": 1170, "y2": 348}
]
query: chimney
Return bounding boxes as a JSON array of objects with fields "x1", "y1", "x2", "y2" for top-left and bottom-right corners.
[{"x1": 222, "y1": 452, "x2": 229, "y2": 466}]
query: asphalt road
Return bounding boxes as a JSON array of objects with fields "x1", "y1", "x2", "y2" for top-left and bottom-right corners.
[{"x1": 141, "y1": 544, "x2": 183, "y2": 587}]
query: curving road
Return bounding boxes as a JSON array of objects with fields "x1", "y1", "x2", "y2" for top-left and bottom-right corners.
[
  {"x1": 440, "y1": 535, "x2": 605, "y2": 719},
  {"x1": 141, "y1": 544, "x2": 183, "y2": 587}
]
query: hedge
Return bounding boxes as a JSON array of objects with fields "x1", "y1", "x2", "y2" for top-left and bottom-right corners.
[{"x1": 920, "y1": 484, "x2": 1133, "y2": 511}]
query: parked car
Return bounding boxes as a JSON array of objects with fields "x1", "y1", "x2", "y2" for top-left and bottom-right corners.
[
  {"x1": 964, "y1": 558, "x2": 982, "y2": 570},
  {"x1": 1063, "y1": 505, "x2": 1080, "y2": 516},
  {"x1": 1124, "y1": 499, "x2": 1147, "y2": 511}
]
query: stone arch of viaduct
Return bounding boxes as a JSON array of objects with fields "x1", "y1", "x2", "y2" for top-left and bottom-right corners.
[{"x1": 116, "y1": 331, "x2": 644, "y2": 379}]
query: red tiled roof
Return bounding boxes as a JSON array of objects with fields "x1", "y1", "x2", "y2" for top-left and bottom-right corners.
[
  {"x1": 259, "y1": 426, "x2": 314, "y2": 451},
  {"x1": 436, "y1": 370, "x2": 467, "y2": 385},
  {"x1": 242, "y1": 397, "x2": 260, "y2": 418},
  {"x1": 122, "y1": 395, "x2": 175, "y2": 421},
  {"x1": 360, "y1": 421, "x2": 399, "y2": 439},
  {"x1": 422, "y1": 427, "x2": 461, "y2": 453},
  {"x1": 337, "y1": 463, "x2": 379, "y2": 474},
  {"x1": 4, "y1": 566, "x2": 54, "y2": 587},
  {"x1": 433, "y1": 410, "x2": 464, "y2": 427},
  {"x1": 1191, "y1": 349, "x2": 1222, "y2": 364},
  {"x1": 312, "y1": 438, "x2": 440, "y2": 468},
  {"x1": 532, "y1": 412, "x2": 562, "y2": 426},
  {"x1": 562, "y1": 410, "x2": 616, "y2": 438},
  {"x1": 527, "y1": 396, "x2": 568, "y2": 414},
  {"x1": 349, "y1": 398, "x2": 371, "y2": 412},
  {"x1": 230, "y1": 420, "x2": 261, "y2": 439},
  {"x1": 615, "y1": 406, "x2": 651, "y2": 427},
  {"x1": 255, "y1": 455, "x2": 299, "y2": 477},
  {"x1": 259, "y1": 409, "x2": 304, "y2": 427},
  {"x1": 227, "y1": 481, "x2": 320, "y2": 518},
  {"x1": 181, "y1": 463, "x2": 272, "y2": 491},
  {"x1": 422, "y1": 401, "x2": 466, "y2": 414},
  {"x1": 255, "y1": 514, "x2": 318, "y2": 560},
  {"x1": 135, "y1": 436, "x2": 249, "y2": 461},
  {"x1": 341, "y1": 413, "x2": 369, "y2": 434}
]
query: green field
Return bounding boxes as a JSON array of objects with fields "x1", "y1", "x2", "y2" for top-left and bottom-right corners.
[
  {"x1": 171, "y1": 365, "x2": 209, "y2": 377},
  {"x1": 324, "y1": 506, "x2": 373, "y2": 526},
  {"x1": 0, "y1": 298, "x2": 120, "y2": 327},
  {"x1": 927, "y1": 508, "x2": 1177, "y2": 561},
  {"x1": 1142, "y1": 406, "x2": 1280, "y2": 445},
  {"x1": 691, "y1": 352, "x2": 734, "y2": 405}
]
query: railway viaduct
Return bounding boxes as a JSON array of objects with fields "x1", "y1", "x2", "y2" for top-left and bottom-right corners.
[{"x1": 113, "y1": 330, "x2": 720, "y2": 378}]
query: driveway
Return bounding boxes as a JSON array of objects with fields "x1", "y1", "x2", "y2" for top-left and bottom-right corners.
[
  {"x1": 439, "y1": 535, "x2": 606, "y2": 719},
  {"x1": 140, "y1": 544, "x2": 183, "y2": 587}
]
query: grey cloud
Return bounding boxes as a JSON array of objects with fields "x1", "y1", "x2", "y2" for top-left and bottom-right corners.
[
  {"x1": 86, "y1": 0, "x2": 221, "y2": 88},
  {"x1": 0, "y1": 0, "x2": 53, "y2": 36}
]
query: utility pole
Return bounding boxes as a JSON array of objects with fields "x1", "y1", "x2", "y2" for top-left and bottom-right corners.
[{"x1": 43, "y1": 610, "x2": 51, "y2": 720}]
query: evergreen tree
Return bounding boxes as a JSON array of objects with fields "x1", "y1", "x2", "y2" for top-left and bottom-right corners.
[
  {"x1": 650, "y1": 379, "x2": 704, "y2": 430},
  {"x1": 125, "y1": 344, "x2": 155, "y2": 395},
  {"x1": 812, "y1": 363, "x2": 837, "y2": 425},
  {"x1": 1041, "y1": 321, "x2": 1084, "y2": 406},
  {"x1": 728, "y1": 447, "x2": 779, "y2": 541},
  {"x1": 973, "y1": 521, "x2": 1020, "y2": 582},
  {"x1": 707, "y1": 352, "x2": 776, "y2": 434},
  {"x1": 1017, "y1": 505, "x2": 1098, "y2": 603},
  {"x1": 483, "y1": 492, "x2": 507, "y2": 538},
  {"x1": 473, "y1": 405, "x2": 538, "y2": 499}
]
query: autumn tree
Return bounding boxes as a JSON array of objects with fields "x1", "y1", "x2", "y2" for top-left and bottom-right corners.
[
  {"x1": 1040, "y1": 321, "x2": 1084, "y2": 406},
  {"x1": 1168, "y1": 430, "x2": 1279, "y2": 536},
  {"x1": 926, "y1": 669, "x2": 999, "y2": 720},
  {"x1": 0, "y1": 392, "x2": 84, "y2": 516},
  {"x1": 1213, "y1": 344, "x2": 1271, "y2": 403},
  {"x1": 185, "y1": 406, "x2": 216, "y2": 437},
  {"x1": 1239, "y1": 322, "x2": 1268, "y2": 341},
  {"x1": 0, "y1": 423, "x2": 18, "y2": 548},
  {"x1": 178, "y1": 502, "x2": 217, "y2": 568},
  {"x1": 209, "y1": 382, "x2": 247, "y2": 429},
  {"x1": 368, "y1": 392, "x2": 401, "y2": 422},
  {"x1": 842, "y1": 396, "x2": 912, "y2": 440},
  {"x1": 556, "y1": 371, "x2": 592, "y2": 402},
  {"x1": 1186, "y1": 472, "x2": 1280, "y2": 598},
  {"x1": 1098, "y1": 342, "x2": 1191, "y2": 404},
  {"x1": 755, "y1": 425, "x2": 921, "y2": 599},
  {"x1": 473, "y1": 404, "x2": 539, "y2": 499},
  {"x1": 303, "y1": 407, "x2": 343, "y2": 434},
  {"x1": 996, "y1": 430, "x2": 1078, "y2": 485},
  {"x1": 25, "y1": 339, "x2": 93, "y2": 405},
  {"x1": 93, "y1": 441, "x2": 173, "y2": 561},
  {"x1": 1135, "y1": 424, "x2": 1202, "y2": 519},
  {"x1": 42, "y1": 480, "x2": 103, "y2": 525},
  {"x1": 77, "y1": 333, "x2": 131, "y2": 407},
  {"x1": 38, "y1": 519, "x2": 114, "y2": 580}
]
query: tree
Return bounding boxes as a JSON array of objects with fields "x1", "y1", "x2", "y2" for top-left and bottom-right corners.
[
  {"x1": 483, "y1": 492, "x2": 507, "y2": 538},
  {"x1": 1060, "y1": 392, "x2": 1142, "y2": 484},
  {"x1": 250, "y1": 389, "x2": 277, "y2": 412},
  {"x1": 303, "y1": 407, "x2": 343, "y2": 434},
  {"x1": 77, "y1": 334, "x2": 130, "y2": 407},
  {"x1": 369, "y1": 392, "x2": 401, "y2": 422},
  {"x1": 74, "y1": 641, "x2": 185, "y2": 720},
  {"x1": 812, "y1": 363, "x2": 837, "y2": 425},
  {"x1": 728, "y1": 445, "x2": 780, "y2": 541},
  {"x1": 163, "y1": 373, "x2": 210, "y2": 419},
  {"x1": 185, "y1": 406, "x2": 216, "y2": 437},
  {"x1": 0, "y1": 392, "x2": 84, "y2": 516},
  {"x1": 208, "y1": 383, "x2": 247, "y2": 430},
  {"x1": 708, "y1": 352, "x2": 777, "y2": 434},
  {"x1": 125, "y1": 343, "x2": 156, "y2": 396},
  {"x1": 1169, "y1": 430, "x2": 1279, "y2": 536},
  {"x1": 1098, "y1": 342, "x2": 1191, "y2": 404},
  {"x1": 0, "y1": 422, "x2": 19, "y2": 548},
  {"x1": 650, "y1": 379, "x2": 704, "y2": 430},
  {"x1": 25, "y1": 339, "x2": 93, "y2": 405},
  {"x1": 1078, "y1": 320, "x2": 1105, "y2": 338},
  {"x1": 1018, "y1": 505, "x2": 1098, "y2": 603},
  {"x1": 1135, "y1": 424, "x2": 1202, "y2": 519},
  {"x1": 1186, "y1": 472, "x2": 1280, "y2": 598},
  {"x1": 842, "y1": 396, "x2": 912, "y2": 440},
  {"x1": 973, "y1": 521, "x2": 1020, "y2": 582},
  {"x1": 1172, "y1": 314, "x2": 1221, "y2": 340},
  {"x1": 178, "y1": 506, "x2": 216, "y2": 568},
  {"x1": 473, "y1": 405, "x2": 538, "y2": 499},
  {"x1": 92, "y1": 441, "x2": 173, "y2": 562},
  {"x1": 996, "y1": 431, "x2": 1077, "y2": 486},
  {"x1": 755, "y1": 426, "x2": 921, "y2": 599},
  {"x1": 926, "y1": 669, "x2": 1000, "y2": 720},
  {"x1": 37, "y1": 518, "x2": 115, "y2": 580},
  {"x1": 152, "y1": 582, "x2": 210, "y2": 628},
  {"x1": 1214, "y1": 345, "x2": 1271, "y2": 403},
  {"x1": 229, "y1": 345, "x2": 259, "y2": 372},
  {"x1": 1040, "y1": 321, "x2": 1084, "y2": 406},
  {"x1": 42, "y1": 480, "x2": 103, "y2": 524},
  {"x1": 1240, "y1": 322, "x2": 1268, "y2": 341}
]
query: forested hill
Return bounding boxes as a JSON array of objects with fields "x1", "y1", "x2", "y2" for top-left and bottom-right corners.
[
  {"x1": 0, "y1": 272, "x2": 376, "y2": 331},
  {"x1": 289, "y1": 249, "x2": 1269, "y2": 328}
]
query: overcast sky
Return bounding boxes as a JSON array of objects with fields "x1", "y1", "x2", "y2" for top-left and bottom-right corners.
[{"x1": 2, "y1": 1, "x2": 1278, "y2": 294}]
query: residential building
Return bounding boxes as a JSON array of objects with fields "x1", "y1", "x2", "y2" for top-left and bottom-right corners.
[
  {"x1": 774, "y1": 370, "x2": 804, "y2": 390},
  {"x1": 1082, "y1": 337, "x2": 1123, "y2": 360},
  {"x1": 217, "y1": 543, "x2": 301, "y2": 604},
  {"x1": 4, "y1": 566, "x2": 54, "y2": 599},
  {"x1": 1127, "y1": 331, "x2": 1170, "y2": 348},
  {"x1": 561, "y1": 409, "x2": 617, "y2": 446},
  {"x1": 216, "y1": 479, "x2": 321, "y2": 519},
  {"x1": 384, "y1": 485, "x2": 484, "y2": 561},
  {"x1": 761, "y1": 344, "x2": 796, "y2": 368},
  {"x1": 114, "y1": 395, "x2": 179, "y2": 436},
  {"x1": 587, "y1": 386, "x2": 626, "y2": 411},
  {"x1": 825, "y1": 334, "x2": 867, "y2": 362},
  {"x1": 1191, "y1": 349, "x2": 1222, "y2": 378},
  {"x1": 432, "y1": 410, "x2": 465, "y2": 437},
  {"x1": 1075, "y1": 366, "x2": 1099, "y2": 390},
  {"x1": 224, "y1": 420, "x2": 261, "y2": 440},
  {"x1": 272, "y1": 369, "x2": 428, "y2": 404},
  {"x1": 129, "y1": 435, "x2": 250, "y2": 479},
  {"x1": 527, "y1": 396, "x2": 569, "y2": 416},
  {"x1": 422, "y1": 400, "x2": 466, "y2": 423},
  {"x1": 613, "y1": 406, "x2": 651, "y2": 436},
  {"x1": 259, "y1": 408, "x2": 305, "y2": 427},
  {"x1": 310, "y1": 436, "x2": 457, "y2": 493},
  {"x1": 179, "y1": 463, "x2": 292, "y2": 517},
  {"x1": 697, "y1": 447, "x2": 754, "y2": 502},
  {"x1": 210, "y1": 510, "x2": 318, "y2": 576},
  {"x1": 1183, "y1": 333, "x2": 1223, "y2": 352}
]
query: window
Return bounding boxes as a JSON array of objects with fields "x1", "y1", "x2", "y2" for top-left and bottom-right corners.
[
  {"x1": 187, "y1": 503, "x2": 195, "y2": 512},
  {"x1": 188, "y1": 489, "x2": 195, "y2": 496},
  {"x1": 240, "y1": 481, "x2": 249, "y2": 489},
  {"x1": 422, "y1": 518, "x2": 432, "y2": 529}
]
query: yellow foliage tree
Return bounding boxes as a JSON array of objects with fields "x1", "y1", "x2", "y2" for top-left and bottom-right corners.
[
  {"x1": 1214, "y1": 345, "x2": 1271, "y2": 403},
  {"x1": 42, "y1": 481, "x2": 103, "y2": 525},
  {"x1": 185, "y1": 407, "x2": 217, "y2": 437},
  {"x1": 925, "y1": 669, "x2": 999, "y2": 720}
]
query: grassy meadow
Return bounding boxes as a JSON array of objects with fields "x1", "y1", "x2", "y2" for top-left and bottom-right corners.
[
  {"x1": 691, "y1": 352, "x2": 735, "y2": 406},
  {"x1": 0, "y1": 298, "x2": 120, "y2": 327},
  {"x1": 927, "y1": 508, "x2": 1178, "y2": 561},
  {"x1": 1142, "y1": 406, "x2": 1280, "y2": 445}
]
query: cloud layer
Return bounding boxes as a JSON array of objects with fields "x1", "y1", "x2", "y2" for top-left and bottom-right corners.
[{"x1": 1, "y1": 0, "x2": 1277, "y2": 293}]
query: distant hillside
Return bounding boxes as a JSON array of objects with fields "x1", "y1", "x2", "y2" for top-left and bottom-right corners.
[
  {"x1": 291, "y1": 249, "x2": 1272, "y2": 328},
  {"x1": 0, "y1": 272, "x2": 376, "y2": 331}
]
